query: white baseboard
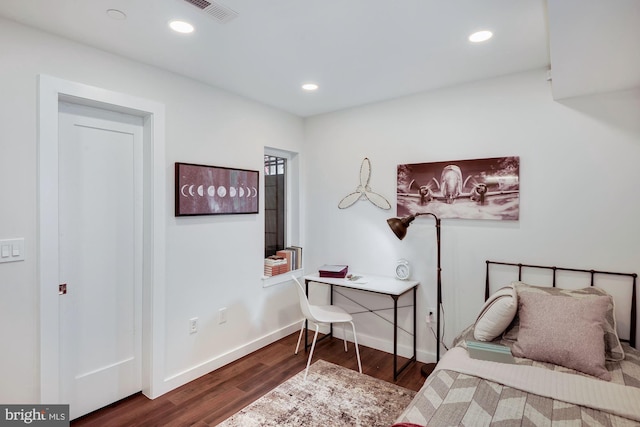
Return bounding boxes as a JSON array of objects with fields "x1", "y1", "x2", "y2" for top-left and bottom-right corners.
[
  {"x1": 331, "y1": 327, "x2": 436, "y2": 364},
  {"x1": 154, "y1": 319, "x2": 436, "y2": 398},
  {"x1": 157, "y1": 322, "x2": 302, "y2": 397}
]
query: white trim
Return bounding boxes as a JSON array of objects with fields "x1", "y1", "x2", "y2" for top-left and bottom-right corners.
[
  {"x1": 262, "y1": 268, "x2": 304, "y2": 288},
  {"x1": 162, "y1": 322, "x2": 301, "y2": 391},
  {"x1": 354, "y1": 330, "x2": 433, "y2": 363},
  {"x1": 263, "y1": 147, "x2": 302, "y2": 287},
  {"x1": 37, "y1": 75, "x2": 167, "y2": 401}
]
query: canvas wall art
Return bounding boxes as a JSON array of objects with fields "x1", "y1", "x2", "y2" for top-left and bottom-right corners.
[
  {"x1": 175, "y1": 162, "x2": 259, "y2": 216},
  {"x1": 396, "y1": 156, "x2": 520, "y2": 220}
]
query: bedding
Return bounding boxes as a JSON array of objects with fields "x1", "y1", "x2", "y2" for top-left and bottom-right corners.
[
  {"x1": 506, "y1": 281, "x2": 625, "y2": 361},
  {"x1": 395, "y1": 328, "x2": 640, "y2": 426},
  {"x1": 473, "y1": 285, "x2": 517, "y2": 342},
  {"x1": 511, "y1": 292, "x2": 611, "y2": 380},
  {"x1": 396, "y1": 264, "x2": 640, "y2": 427}
]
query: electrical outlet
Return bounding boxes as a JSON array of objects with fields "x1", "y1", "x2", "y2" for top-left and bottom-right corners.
[
  {"x1": 189, "y1": 317, "x2": 198, "y2": 334},
  {"x1": 219, "y1": 307, "x2": 227, "y2": 324},
  {"x1": 426, "y1": 307, "x2": 436, "y2": 324}
]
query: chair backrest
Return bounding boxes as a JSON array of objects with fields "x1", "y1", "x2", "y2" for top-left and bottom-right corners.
[{"x1": 292, "y1": 276, "x2": 316, "y2": 322}]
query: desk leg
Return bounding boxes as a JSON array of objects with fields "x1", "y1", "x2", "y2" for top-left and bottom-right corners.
[
  {"x1": 392, "y1": 295, "x2": 398, "y2": 380},
  {"x1": 330, "y1": 284, "x2": 334, "y2": 338},
  {"x1": 392, "y1": 286, "x2": 418, "y2": 380},
  {"x1": 413, "y1": 286, "x2": 417, "y2": 361},
  {"x1": 304, "y1": 279, "x2": 309, "y2": 352}
]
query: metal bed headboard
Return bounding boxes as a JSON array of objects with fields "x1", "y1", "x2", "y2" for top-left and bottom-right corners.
[{"x1": 485, "y1": 260, "x2": 637, "y2": 348}]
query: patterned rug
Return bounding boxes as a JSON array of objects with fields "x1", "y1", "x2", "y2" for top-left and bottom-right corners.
[{"x1": 217, "y1": 360, "x2": 416, "y2": 427}]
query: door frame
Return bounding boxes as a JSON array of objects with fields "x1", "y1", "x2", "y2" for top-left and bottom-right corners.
[{"x1": 38, "y1": 75, "x2": 167, "y2": 402}]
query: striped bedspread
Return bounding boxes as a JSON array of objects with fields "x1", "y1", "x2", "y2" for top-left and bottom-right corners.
[{"x1": 396, "y1": 331, "x2": 640, "y2": 426}]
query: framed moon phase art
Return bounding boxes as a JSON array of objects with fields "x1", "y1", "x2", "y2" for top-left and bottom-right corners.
[{"x1": 175, "y1": 162, "x2": 259, "y2": 216}]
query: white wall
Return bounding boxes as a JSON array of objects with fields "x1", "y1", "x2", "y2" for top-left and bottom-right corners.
[
  {"x1": 0, "y1": 18, "x2": 304, "y2": 402},
  {"x1": 2, "y1": 15, "x2": 639, "y2": 404},
  {"x1": 303, "y1": 69, "x2": 640, "y2": 361}
]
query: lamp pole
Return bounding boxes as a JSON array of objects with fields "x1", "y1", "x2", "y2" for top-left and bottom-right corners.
[{"x1": 387, "y1": 212, "x2": 442, "y2": 376}]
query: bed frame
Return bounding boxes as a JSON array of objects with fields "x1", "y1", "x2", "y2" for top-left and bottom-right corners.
[{"x1": 485, "y1": 260, "x2": 637, "y2": 348}]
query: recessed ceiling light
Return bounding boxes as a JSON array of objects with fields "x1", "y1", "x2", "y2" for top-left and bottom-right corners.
[
  {"x1": 469, "y1": 30, "x2": 493, "y2": 43},
  {"x1": 169, "y1": 20, "x2": 194, "y2": 34},
  {"x1": 301, "y1": 83, "x2": 319, "y2": 91},
  {"x1": 106, "y1": 9, "x2": 126, "y2": 20}
]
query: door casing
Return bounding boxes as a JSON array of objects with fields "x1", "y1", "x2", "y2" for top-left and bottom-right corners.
[{"x1": 37, "y1": 75, "x2": 167, "y2": 401}]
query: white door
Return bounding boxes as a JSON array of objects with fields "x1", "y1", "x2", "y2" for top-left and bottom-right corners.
[{"x1": 58, "y1": 102, "x2": 143, "y2": 420}]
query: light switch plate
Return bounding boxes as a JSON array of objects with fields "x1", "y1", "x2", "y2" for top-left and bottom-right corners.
[{"x1": 0, "y1": 238, "x2": 25, "y2": 263}]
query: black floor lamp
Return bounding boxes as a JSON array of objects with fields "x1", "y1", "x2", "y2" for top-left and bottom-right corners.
[{"x1": 387, "y1": 212, "x2": 442, "y2": 377}]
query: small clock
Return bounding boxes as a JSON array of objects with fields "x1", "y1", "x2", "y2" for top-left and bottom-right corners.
[{"x1": 395, "y1": 259, "x2": 411, "y2": 280}]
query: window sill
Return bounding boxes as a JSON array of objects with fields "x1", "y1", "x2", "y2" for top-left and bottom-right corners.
[{"x1": 262, "y1": 268, "x2": 304, "y2": 288}]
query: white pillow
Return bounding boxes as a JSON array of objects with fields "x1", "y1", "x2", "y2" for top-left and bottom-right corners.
[{"x1": 473, "y1": 285, "x2": 518, "y2": 341}]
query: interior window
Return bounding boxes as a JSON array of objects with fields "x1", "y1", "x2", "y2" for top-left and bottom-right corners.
[{"x1": 264, "y1": 154, "x2": 286, "y2": 258}]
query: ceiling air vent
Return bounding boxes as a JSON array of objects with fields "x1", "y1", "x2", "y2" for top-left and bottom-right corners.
[{"x1": 181, "y1": 0, "x2": 238, "y2": 24}]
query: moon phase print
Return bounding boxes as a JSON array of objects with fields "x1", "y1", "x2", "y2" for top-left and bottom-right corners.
[{"x1": 175, "y1": 162, "x2": 259, "y2": 216}]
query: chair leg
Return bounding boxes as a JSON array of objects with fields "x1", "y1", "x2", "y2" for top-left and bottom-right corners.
[
  {"x1": 294, "y1": 319, "x2": 306, "y2": 355},
  {"x1": 342, "y1": 323, "x2": 348, "y2": 352},
  {"x1": 304, "y1": 324, "x2": 320, "y2": 381},
  {"x1": 350, "y1": 321, "x2": 362, "y2": 374}
]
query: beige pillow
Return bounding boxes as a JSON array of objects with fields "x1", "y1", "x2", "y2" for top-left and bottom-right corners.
[
  {"x1": 504, "y1": 282, "x2": 624, "y2": 361},
  {"x1": 474, "y1": 286, "x2": 518, "y2": 341},
  {"x1": 512, "y1": 292, "x2": 611, "y2": 380}
]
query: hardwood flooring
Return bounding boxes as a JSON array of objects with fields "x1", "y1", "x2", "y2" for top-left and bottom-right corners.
[{"x1": 71, "y1": 331, "x2": 427, "y2": 426}]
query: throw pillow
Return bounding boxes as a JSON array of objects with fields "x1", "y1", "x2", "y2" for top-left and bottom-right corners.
[
  {"x1": 504, "y1": 282, "x2": 624, "y2": 361},
  {"x1": 511, "y1": 292, "x2": 611, "y2": 380},
  {"x1": 473, "y1": 285, "x2": 518, "y2": 341}
]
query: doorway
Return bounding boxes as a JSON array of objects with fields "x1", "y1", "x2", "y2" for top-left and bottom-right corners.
[
  {"x1": 38, "y1": 75, "x2": 167, "y2": 411},
  {"x1": 58, "y1": 102, "x2": 143, "y2": 419}
]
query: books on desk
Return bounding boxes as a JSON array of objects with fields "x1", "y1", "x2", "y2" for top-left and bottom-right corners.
[
  {"x1": 466, "y1": 340, "x2": 516, "y2": 364},
  {"x1": 318, "y1": 264, "x2": 348, "y2": 278}
]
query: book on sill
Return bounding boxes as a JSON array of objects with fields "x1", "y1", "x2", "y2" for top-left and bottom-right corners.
[
  {"x1": 274, "y1": 246, "x2": 303, "y2": 271},
  {"x1": 318, "y1": 264, "x2": 348, "y2": 278},
  {"x1": 466, "y1": 340, "x2": 516, "y2": 364},
  {"x1": 286, "y1": 246, "x2": 303, "y2": 270},
  {"x1": 264, "y1": 255, "x2": 289, "y2": 277},
  {"x1": 264, "y1": 256, "x2": 287, "y2": 266},
  {"x1": 276, "y1": 250, "x2": 293, "y2": 271}
]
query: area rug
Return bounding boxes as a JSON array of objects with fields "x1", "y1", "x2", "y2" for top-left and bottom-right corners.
[{"x1": 217, "y1": 359, "x2": 416, "y2": 427}]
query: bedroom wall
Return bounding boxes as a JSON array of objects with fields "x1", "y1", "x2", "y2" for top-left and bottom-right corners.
[
  {"x1": 2, "y1": 15, "x2": 638, "y2": 404},
  {"x1": 0, "y1": 17, "x2": 304, "y2": 402},
  {"x1": 303, "y1": 69, "x2": 640, "y2": 361}
]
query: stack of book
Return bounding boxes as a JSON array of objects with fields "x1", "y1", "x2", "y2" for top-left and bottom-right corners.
[
  {"x1": 264, "y1": 256, "x2": 288, "y2": 277},
  {"x1": 275, "y1": 246, "x2": 303, "y2": 271},
  {"x1": 318, "y1": 264, "x2": 349, "y2": 278}
]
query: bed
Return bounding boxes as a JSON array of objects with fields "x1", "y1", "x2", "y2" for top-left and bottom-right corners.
[{"x1": 395, "y1": 260, "x2": 640, "y2": 426}]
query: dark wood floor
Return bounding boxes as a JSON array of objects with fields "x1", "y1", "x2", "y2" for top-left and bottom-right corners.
[{"x1": 72, "y1": 331, "x2": 427, "y2": 426}]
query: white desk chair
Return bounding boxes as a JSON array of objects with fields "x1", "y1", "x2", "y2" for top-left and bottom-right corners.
[{"x1": 292, "y1": 276, "x2": 362, "y2": 381}]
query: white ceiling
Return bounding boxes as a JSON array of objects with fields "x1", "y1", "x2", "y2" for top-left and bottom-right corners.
[{"x1": 0, "y1": 0, "x2": 637, "y2": 117}]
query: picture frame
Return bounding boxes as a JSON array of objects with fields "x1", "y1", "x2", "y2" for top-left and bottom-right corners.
[
  {"x1": 175, "y1": 162, "x2": 259, "y2": 216},
  {"x1": 396, "y1": 156, "x2": 520, "y2": 220}
]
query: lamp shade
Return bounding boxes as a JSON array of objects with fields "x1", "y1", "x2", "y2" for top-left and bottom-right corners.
[{"x1": 387, "y1": 215, "x2": 416, "y2": 240}]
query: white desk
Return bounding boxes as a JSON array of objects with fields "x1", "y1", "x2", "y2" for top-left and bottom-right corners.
[{"x1": 303, "y1": 273, "x2": 419, "y2": 380}]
